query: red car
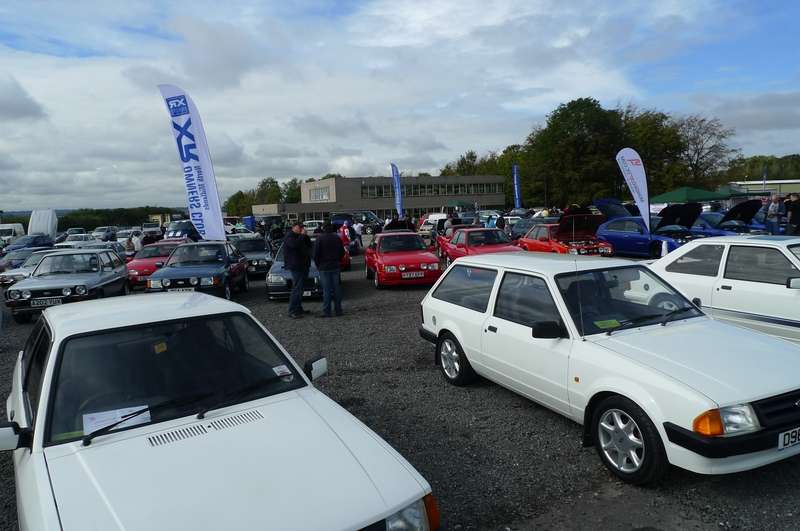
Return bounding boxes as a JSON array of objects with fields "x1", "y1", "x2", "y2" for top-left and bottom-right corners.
[
  {"x1": 126, "y1": 240, "x2": 183, "y2": 287},
  {"x1": 441, "y1": 228, "x2": 522, "y2": 266},
  {"x1": 365, "y1": 231, "x2": 441, "y2": 288},
  {"x1": 434, "y1": 224, "x2": 472, "y2": 257},
  {"x1": 517, "y1": 214, "x2": 613, "y2": 256}
]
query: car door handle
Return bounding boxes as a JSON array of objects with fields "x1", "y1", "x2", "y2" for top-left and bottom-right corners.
[
  {"x1": 487, "y1": 325, "x2": 497, "y2": 333},
  {"x1": 720, "y1": 285, "x2": 733, "y2": 290}
]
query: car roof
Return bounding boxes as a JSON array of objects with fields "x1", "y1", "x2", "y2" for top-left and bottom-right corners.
[
  {"x1": 456, "y1": 227, "x2": 501, "y2": 233},
  {"x1": 377, "y1": 231, "x2": 417, "y2": 238},
  {"x1": 456, "y1": 252, "x2": 634, "y2": 275},
  {"x1": 680, "y1": 235, "x2": 800, "y2": 246},
  {"x1": 43, "y1": 292, "x2": 248, "y2": 339},
  {"x1": 40, "y1": 249, "x2": 104, "y2": 256}
]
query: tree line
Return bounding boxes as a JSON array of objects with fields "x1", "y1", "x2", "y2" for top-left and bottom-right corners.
[
  {"x1": 222, "y1": 175, "x2": 344, "y2": 216},
  {"x1": 439, "y1": 97, "x2": 751, "y2": 207}
]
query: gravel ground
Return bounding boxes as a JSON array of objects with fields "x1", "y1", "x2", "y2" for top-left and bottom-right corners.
[{"x1": 2, "y1": 246, "x2": 800, "y2": 530}]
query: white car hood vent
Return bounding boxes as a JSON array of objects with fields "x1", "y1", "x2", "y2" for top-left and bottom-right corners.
[{"x1": 147, "y1": 409, "x2": 264, "y2": 447}]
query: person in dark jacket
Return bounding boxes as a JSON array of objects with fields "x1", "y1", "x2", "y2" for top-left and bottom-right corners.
[
  {"x1": 283, "y1": 221, "x2": 312, "y2": 318},
  {"x1": 313, "y1": 223, "x2": 345, "y2": 317}
]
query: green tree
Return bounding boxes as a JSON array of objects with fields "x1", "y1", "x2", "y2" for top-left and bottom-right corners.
[
  {"x1": 677, "y1": 115, "x2": 739, "y2": 188},
  {"x1": 281, "y1": 178, "x2": 302, "y2": 203},
  {"x1": 222, "y1": 190, "x2": 255, "y2": 216},
  {"x1": 254, "y1": 178, "x2": 282, "y2": 204}
]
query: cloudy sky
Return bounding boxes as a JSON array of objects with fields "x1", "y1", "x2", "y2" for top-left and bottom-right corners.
[{"x1": 0, "y1": 0, "x2": 798, "y2": 209}]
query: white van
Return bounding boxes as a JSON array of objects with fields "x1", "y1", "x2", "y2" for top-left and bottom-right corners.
[
  {"x1": 0, "y1": 223, "x2": 25, "y2": 247},
  {"x1": 28, "y1": 209, "x2": 58, "y2": 239}
]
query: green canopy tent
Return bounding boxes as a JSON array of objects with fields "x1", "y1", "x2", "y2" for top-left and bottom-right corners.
[{"x1": 649, "y1": 186, "x2": 729, "y2": 203}]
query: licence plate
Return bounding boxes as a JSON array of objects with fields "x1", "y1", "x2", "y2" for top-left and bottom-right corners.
[
  {"x1": 247, "y1": 266, "x2": 255, "y2": 272},
  {"x1": 402, "y1": 271, "x2": 425, "y2": 279},
  {"x1": 303, "y1": 290, "x2": 312, "y2": 296},
  {"x1": 778, "y1": 426, "x2": 800, "y2": 450},
  {"x1": 168, "y1": 288, "x2": 195, "y2": 292},
  {"x1": 31, "y1": 297, "x2": 62, "y2": 308}
]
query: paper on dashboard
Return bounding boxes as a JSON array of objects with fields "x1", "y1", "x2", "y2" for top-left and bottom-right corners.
[{"x1": 82, "y1": 406, "x2": 151, "y2": 434}]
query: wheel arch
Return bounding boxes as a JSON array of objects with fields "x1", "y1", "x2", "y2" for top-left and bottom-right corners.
[{"x1": 580, "y1": 383, "x2": 667, "y2": 449}]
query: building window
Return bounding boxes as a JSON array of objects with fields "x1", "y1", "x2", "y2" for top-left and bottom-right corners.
[{"x1": 309, "y1": 186, "x2": 330, "y2": 202}]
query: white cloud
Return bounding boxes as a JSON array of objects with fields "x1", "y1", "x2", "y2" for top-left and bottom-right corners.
[{"x1": 0, "y1": 0, "x2": 782, "y2": 210}]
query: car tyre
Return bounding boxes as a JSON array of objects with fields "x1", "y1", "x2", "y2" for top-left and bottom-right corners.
[
  {"x1": 436, "y1": 332, "x2": 477, "y2": 386},
  {"x1": 12, "y1": 313, "x2": 32, "y2": 324},
  {"x1": 365, "y1": 263, "x2": 374, "y2": 280},
  {"x1": 591, "y1": 395, "x2": 668, "y2": 485}
]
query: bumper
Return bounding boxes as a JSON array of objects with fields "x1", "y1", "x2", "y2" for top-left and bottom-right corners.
[
  {"x1": 377, "y1": 271, "x2": 442, "y2": 286},
  {"x1": 128, "y1": 275, "x2": 150, "y2": 286},
  {"x1": 419, "y1": 326, "x2": 437, "y2": 344},
  {"x1": 266, "y1": 282, "x2": 323, "y2": 299},
  {"x1": 246, "y1": 264, "x2": 271, "y2": 275},
  {"x1": 664, "y1": 422, "x2": 800, "y2": 474},
  {"x1": 145, "y1": 285, "x2": 224, "y2": 297}
]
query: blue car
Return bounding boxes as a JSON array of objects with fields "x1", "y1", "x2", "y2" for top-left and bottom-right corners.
[
  {"x1": 0, "y1": 246, "x2": 52, "y2": 273},
  {"x1": 692, "y1": 199, "x2": 767, "y2": 235},
  {"x1": 1, "y1": 233, "x2": 53, "y2": 255},
  {"x1": 597, "y1": 215, "x2": 705, "y2": 258},
  {"x1": 146, "y1": 241, "x2": 249, "y2": 300}
]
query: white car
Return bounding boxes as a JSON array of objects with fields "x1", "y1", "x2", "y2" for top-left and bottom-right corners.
[
  {"x1": 419, "y1": 253, "x2": 800, "y2": 484},
  {"x1": 648, "y1": 235, "x2": 800, "y2": 342},
  {"x1": 302, "y1": 219, "x2": 324, "y2": 233},
  {"x1": 2, "y1": 294, "x2": 439, "y2": 530}
]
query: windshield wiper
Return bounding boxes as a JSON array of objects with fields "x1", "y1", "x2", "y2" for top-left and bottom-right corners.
[
  {"x1": 660, "y1": 306, "x2": 695, "y2": 326},
  {"x1": 196, "y1": 375, "x2": 283, "y2": 419},
  {"x1": 82, "y1": 390, "x2": 214, "y2": 446},
  {"x1": 607, "y1": 313, "x2": 664, "y2": 335}
]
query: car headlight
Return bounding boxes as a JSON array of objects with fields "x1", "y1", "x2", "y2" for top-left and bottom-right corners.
[
  {"x1": 162, "y1": 278, "x2": 171, "y2": 287},
  {"x1": 419, "y1": 263, "x2": 427, "y2": 270},
  {"x1": 259, "y1": 259, "x2": 268, "y2": 265},
  {"x1": 8, "y1": 290, "x2": 20, "y2": 300},
  {"x1": 21, "y1": 290, "x2": 31, "y2": 299},
  {"x1": 129, "y1": 269, "x2": 139, "y2": 276},
  {"x1": 399, "y1": 265, "x2": 407, "y2": 271},
  {"x1": 385, "y1": 497, "x2": 437, "y2": 531},
  {"x1": 189, "y1": 277, "x2": 199, "y2": 286},
  {"x1": 385, "y1": 265, "x2": 397, "y2": 273},
  {"x1": 250, "y1": 260, "x2": 257, "y2": 266},
  {"x1": 201, "y1": 276, "x2": 217, "y2": 286},
  {"x1": 693, "y1": 404, "x2": 760, "y2": 437},
  {"x1": 62, "y1": 287, "x2": 72, "y2": 296},
  {"x1": 427, "y1": 262, "x2": 439, "y2": 270},
  {"x1": 568, "y1": 248, "x2": 578, "y2": 255},
  {"x1": 75, "y1": 285, "x2": 87, "y2": 295},
  {"x1": 267, "y1": 274, "x2": 285, "y2": 284}
]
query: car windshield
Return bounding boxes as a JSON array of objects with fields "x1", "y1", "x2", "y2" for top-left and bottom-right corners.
[
  {"x1": 379, "y1": 234, "x2": 427, "y2": 252},
  {"x1": 468, "y1": 230, "x2": 511, "y2": 246},
  {"x1": 701, "y1": 213, "x2": 724, "y2": 227},
  {"x1": 512, "y1": 219, "x2": 535, "y2": 234},
  {"x1": 94, "y1": 227, "x2": 109, "y2": 232},
  {"x1": 66, "y1": 235, "x2": 87, "y2": 241},
  {"x1": 167, "y1": 221, "x2": 194, "y2": 232},
  {"x1": 555, "y1": 266, "x2": 702, "y2": 336},
  {"x1": 22, "y1": 253, "x2": 50, "y2": 267},
  {"x1": 167, "y1": 244, "x2": 225, "y2": 266},
  {"x1": 135, "y1": 245, "x2": 176, "y2": 259},
  {"x1": 46, "y1": 313, "x2": 305, "y2": 445},
  {"x1": 34, "y1": 253, "x2": 99, "y2": 276},
  {"x1": 117, "y1": 231, "x2": 131, "y2": 238},
  {"x1": 142, "y1": 223, "x2": 159, "y2": 229},
  {"x1": 234, "y1": 239, "x2": 266, "y2": 252},
  {"x1": 5, "y1": 249, "x2": 32, "y2": 261}
]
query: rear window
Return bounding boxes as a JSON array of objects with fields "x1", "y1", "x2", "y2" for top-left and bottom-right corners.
[{"x1": 432, "y1": 265, "x2": 497, "y2": 313}]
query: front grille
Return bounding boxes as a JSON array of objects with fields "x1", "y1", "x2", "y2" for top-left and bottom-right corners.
[{"x1": 752, "y1": 389, "x2": 800, "y2": 428}]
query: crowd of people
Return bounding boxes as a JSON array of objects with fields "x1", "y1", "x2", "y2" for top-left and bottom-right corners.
[{"x1": 766, "y1": 193, "x2": 800, "y2": 235}]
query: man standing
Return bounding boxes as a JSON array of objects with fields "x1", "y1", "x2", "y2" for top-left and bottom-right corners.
[
  {"x1": 766, "y1": 195, "x2": 785, "y2": 235},
  {"x1": 313, "y1": 223, "x2": 344, "y2": 318},
  {"x1": 787, "y1": 193, "x2": 800, "y2": 235},
  {"x1": 352, "y1": 219, "x2": 364, "y2": 248},
  {"x1": 283, "y1": 221, "x2": 311, "y2": 319}
]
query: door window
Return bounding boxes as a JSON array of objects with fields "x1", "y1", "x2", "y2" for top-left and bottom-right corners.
[
  {"x1": 605, "y1": 221, "x2": 626, "y2": 232},
  {"x1": 452, "y1": 232, "x2": 464, "y2": 245},
  {"x1": 99, "y1": 252, "x2": 113, "y2": 269},
  {"x1": 25, "y1": 325, "x2": 52, "y2": 421},
  {"x1": 623, "y1": 221, "x2": 642, "y2": 233},
  {"x1": 536, "y1": 227, "x2": 548, "y2": 241},
  {"x1": 494, "y1": 273, "x2": 563, "y2": 328},
  {"x1": 665, "y1": 244, "x2": 724, "y2": 277},
  {"x1": 110, "y1": 252, "x2": 124, "y2": 268},
  {"x1": 432, "y1": 265, "x2": 497, "y2": 312},
  {"x1": 724, "y1": 246, "x2": 799, "y2": 285}
]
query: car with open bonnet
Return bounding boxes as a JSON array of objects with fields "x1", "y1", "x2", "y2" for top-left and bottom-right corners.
[
  {"x1": 1, "y1": 293, "x2": 439, "y2": 530},
  {"x1": 517, "y1": 214, "x2": 613, "y2": 256},
  {"x1": 419, "y1": 252, "x2": 800, "y2": 484}
]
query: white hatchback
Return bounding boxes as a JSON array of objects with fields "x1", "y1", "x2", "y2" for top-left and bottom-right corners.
[
  {"x1": 419, "y1": 253, "x2": 800, "y2": 484},
  {"x1": 2, "y1": 294, "x2": 439, "y2": 530},
  {"x1": 648, "y1": 235, "x2": 800, "y2": 342}
]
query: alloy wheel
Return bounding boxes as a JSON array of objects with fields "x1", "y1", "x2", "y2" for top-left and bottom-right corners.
[
  {"x1": 439, "y1": 338, "x2": 461, "y2": 379},
  {"x1": 598, "y1": 409, "x2": 645, "y2": 473}
]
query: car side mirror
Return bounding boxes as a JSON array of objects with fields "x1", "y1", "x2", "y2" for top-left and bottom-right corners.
[
  {"x1": 0, "y1": 421, "x2": 27, "y2": 451},
  {"x1": 304, "y1": 356, "x2": 328, "y2": 381},
  {"x1": 531, "y1": 321, "x2": 565, "y2": 339},
  {"x1": 154, "y1": 262, "x2": 163, "y2": 268},
  {"x1": 692, "y1": 297, "x2": 702, "y2": 308},
  {"x1": 787, "y1": 278, "x2": 800, "y2": 289}
]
